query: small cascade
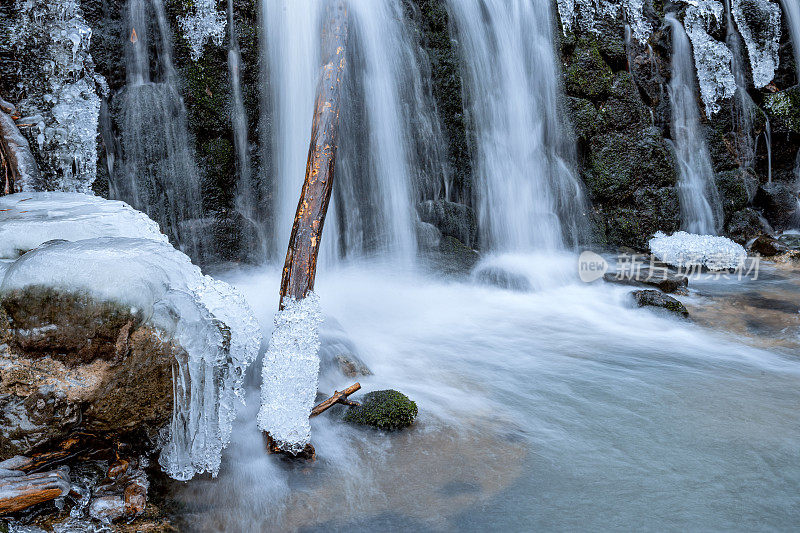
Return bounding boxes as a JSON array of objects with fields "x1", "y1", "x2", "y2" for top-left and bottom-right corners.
[
  {"x1": 260, "y1": 0, "x2": 444, "y2": 263},
  {"x1": 227, "y1": 0, "x2": 265, "y2": 261},
  {"x1": 447, "y1": 0, "x2": 588, "y2": 252},
  {"x1": 111, "y1": 0, "x2": 206, "y2": 261},
  {"x1": 782, "y1": 0, "x2": 800, "y2": 80},
  {"x1": 724, "y1": 0, "x2": 757, "y2": 169},
  {"x1": 666, "y1": 15, "x2": 723, "y2": 235}
]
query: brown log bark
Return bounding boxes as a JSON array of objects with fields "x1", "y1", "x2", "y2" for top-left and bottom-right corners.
[
  {"x1": 278, "y1": 0, "x2": 348, "y2": 308},
  {"x1": 310, "y1": 383, "x2": 361, "y2": 417},
  {"x1": 0, "y1": 107, "x2": 41, "y2": 196},
  {"x1": 0, "y1": 469, "x2": 69, "y2": 514}
]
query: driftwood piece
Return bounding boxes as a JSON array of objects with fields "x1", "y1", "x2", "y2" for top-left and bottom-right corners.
[
  {"x1": 0, "y1": 468, "x2": 70, "y2": 514},
  {"x1": 310, "y1": 383, "x2": 361, "y2": 417},
  {"x1": 0, "y1": 107, "x2": 41, "y2": 195},
  {"x1": 278, "y1": 0, "x2": 348, "y2": 308}
]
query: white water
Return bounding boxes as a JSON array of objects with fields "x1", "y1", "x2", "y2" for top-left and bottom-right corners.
[
  {"x1": 667, "y1": 15, "x2": 723, "y2": 235},
  {"x1": 177, "y1": 258, "x2": 800, "y2": 531},
  {"x1": 113, "y1": 0, "x2": 206, "y2": 261},
  {"x1": 448, "y1": 0, "x2": 587, "y2": 252},
  {"x1": 259, "y1": 0, "x2": 434, "y2": 263},
  {"x1": 783, "y1": 0, "x2": 800, "y2": 81}
]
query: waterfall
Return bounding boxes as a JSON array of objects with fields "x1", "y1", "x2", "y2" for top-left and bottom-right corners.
[
  {"x1": 724, "y1": 0, "x2": 757, "y2": 169},
  {"x1": 259, "y1": 0, "x2": 438, "y2": 263},
  {"x1": 782, "y1": 0, "x2": 800, "y2": 81},
  {"x1": 112, "y1": 0, "x2": 206, "y2": 261},
  {"x1": 446, "y1": 0, "x2": 588, "y2": 253},
  {"x1": 666, "y1": 15, "x2": 723, "y2": 235}
]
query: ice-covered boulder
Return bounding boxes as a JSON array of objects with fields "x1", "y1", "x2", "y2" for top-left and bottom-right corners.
[
  {"x1": 649, "y1": 231, "x2": 747, "y2": 270},
  {"x1": 731, "y1": 0, "x2": 782, "y2": 88},
  {"x1": 0, "y1": 192, "x2": 167, "y2": 259},
  {"x1": 0, "y1": 193, "x2": 262, "y2": 480}
]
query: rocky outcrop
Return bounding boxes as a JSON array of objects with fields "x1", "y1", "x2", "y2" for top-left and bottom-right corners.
[
  {"x1": 630, "y1": 289, "x2": 690, "y2": 317},
  {"x1": 0, "y1": 287, "x2": 176, "y2": 457}
]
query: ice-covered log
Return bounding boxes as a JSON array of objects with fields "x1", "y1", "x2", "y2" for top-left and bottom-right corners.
[
  {"x1": 0, "y1": 469, "x2": 70, "y2": 514},
  {"x1": 0, "y1": 111, "x2": 42, "y2": 194},
  {"x1": 259, "y1": 0, "x2": 348, "y2": 455}
]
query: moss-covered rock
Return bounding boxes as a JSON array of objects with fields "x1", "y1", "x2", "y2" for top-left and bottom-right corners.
[
  {"x1": 763, "y1": 86, "x2": 800, "y2": 135},
  {"x1": 631, "y1": 289, "x2": 689, "y2": 317},
  {"x1": 597, "y1": 72, "x2": 650, "y2": 132},
  {"x1": 344, "y1": 390, "x2": 418, "y2": 431},
  {"x1": 715, "y1": 168, "x2": 757, "y2": 222},
  {"x1": 586, "y1": 127, "x2": 677, "y2": 202},
  {"x1": 726, "y1": 207, "x2": 773, "y2": 244},
  {"x1": 565, "y1": 39, "x2": 614, "y2": 100},
  {"x1": 567, "y1": 97, "x2": 598, "y2": 141}
]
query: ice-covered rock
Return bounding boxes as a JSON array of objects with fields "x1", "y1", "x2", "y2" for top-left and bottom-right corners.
[
  {"x1": 557, "y1": 0, "x2": 652, "y2": 43},
  {"x1": 682, "y1": 0, "x2": 737, "y2": 116},
  {"x1": 731, "y1": 0, "x2": 782, "y2": 88},
  {"x1": 0, "y1": 111, "x2": 42, "y2": 193},
  {"x1": 6, "y1": 0, "x2": 103, "y2": 192},
  {"x1": 0, "y1": 192, "x2": 167, "y2": 260},
  {"x1": 649, "y1": 231, "x2": 747, "y2": 270},
  {"x1": 258, "y1": 294, "x2": 323, "y2": 455},
  {"x1": 0, "y1": 192, "x2": 261, "y2": 480},
  {"x1": 180, "y1": 0, "x2": 227, "y2": 61}
]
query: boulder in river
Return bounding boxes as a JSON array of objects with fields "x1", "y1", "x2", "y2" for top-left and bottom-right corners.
[
  {"x1": 344, "y1": 390, "x2": 418, "y2": 431},
  {"x1": 630, "y1": 290, "x2": 689, "y2": 318}
]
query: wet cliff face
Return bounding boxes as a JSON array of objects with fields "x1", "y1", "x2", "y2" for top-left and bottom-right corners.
[{"x1": 1, "y1": 0, "x2": 798, "y2": 258}]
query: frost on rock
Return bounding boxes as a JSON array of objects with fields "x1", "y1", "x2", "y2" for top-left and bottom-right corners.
[
  {"x1": 180, "y1": 0, "x2": 227, "y2": 61},
  {"x1": 0, "y1": 193, "x2": 262, "y2": 481},
  {"x1": 0, "y1": 192, "x2": 167, "y2": 260},
  {"x1": 682, "y1": 0, "x2": 737, "y2": 115},
  {"x1": 557, "y1": 0, "x2": 652, "y2": 43},
  {"x1": 258, "y1": 293, "x2": 323, "y2": 455},
  {"x1": 732, "y1": 0, "x2": 782, "y2": 88},
  {"x1": 649, "y1": 231, "x2": 747, "y2": 270},
  {"x1": 5, "y1": 0, "x2": 103, "y2": 192}
]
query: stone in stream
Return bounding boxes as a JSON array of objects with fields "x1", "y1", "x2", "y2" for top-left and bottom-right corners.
[
  {"x1": 749, "y1": 234, "x2": 789, "y2": 256},
  {"x1": 630, "y1": 290, "x2": 689, "y2": 318},
  {"x1": 604, "y1": 265, "x2": 689, "y2": 294},
  {"x1": 343, "y1": 390, "x2": 418, "y2": 431}
]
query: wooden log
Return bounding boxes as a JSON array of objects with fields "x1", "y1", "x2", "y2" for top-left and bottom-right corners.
[
  {"x1": 0, "y1": 108, "x2": 41, "y2": 195},
  {"x1": 310, "y1": 383, "x2": 361, "y2": 417},
  {"x1": 0, "y1": 469, "x2": 69, "y2": 514},
  {"x1": 278, "y1": 0, "x2": 348, "y2": 308}
]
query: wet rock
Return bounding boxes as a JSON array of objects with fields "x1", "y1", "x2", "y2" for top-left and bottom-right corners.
[
  {"x1": 0, "y1": 288, "x2": 176, "y2": 456},
  {"x1": 630, "y1": 289, "x2": 689, "y2": 317},
  {"x1": 432, "y1": 236, "x2": 480, "y2": 276},
  {"x1": 749, "y1": 234, "x2": 789, "y2": 256},
  {"x1": 753, "y1": 182, "x2": 800, "y2": 230},
  {"x1": 587, "y1": 127, "x2": 678, "y2": 203},
  {"x1": 415, "y1": 221, "x2": 442, "y2": 251},
  {"x1": 319, "y1": 319, "x2": 372, "y2": 379},
  {"x1": 567, "y1": 97, "x2": 598, "y2": 142},
  {"x1": 343, "y1": 390, "x2": 418, "y2": 431},
  {"x1": 473, "y1": 265, "x2": 532, "y2": 292},
  {"x1": 763, "y1": 85, "x2": 800, "y2": 135},
  {"x1": 565, "y1": 39, "x2": 614, "y2": 99},
  {"x1": 89, "y1": 495, "x2": 125, "y2": 523},
  {"x1": 726, "y1": 208, "x2": 774, "y2": 244},
  {"x1": 604, "y1": 267, "x2": 688, "y2": 294},
  {"x1": 715, "y1": 168, "x2": 758, "y2": 222},
  {"x1": 601, "y1": 186, "x2": 681, "y2": 250},
  {"x1": 597, "y1": 72, "x2": 650, "y2": 132},
  {"x1": 416, "y1": 200, "x2": 477, "y2": 248}
]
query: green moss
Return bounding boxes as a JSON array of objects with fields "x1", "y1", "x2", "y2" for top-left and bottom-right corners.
[
  {"x1": 763, "y1": 87, "x2": 800, "y2": 134},
  {"x1": 344, "y1": 390, "x2": 418, "y2": 431},
  {"x1": 565, "y1": 39, "x2": 614, "y2": 100},
  {"x1": 596, "y1": 72, "x2": 649, "y2": 132},
  {"x1": 567, "y1": 97, "x2": 598, "y2": 141}
]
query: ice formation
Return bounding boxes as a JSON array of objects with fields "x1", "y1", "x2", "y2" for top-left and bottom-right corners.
[
  {"x1": 180, "y1": 0, "x2": 227, "y2": 61},
  {"x1": 681, "y1": 1, "x2": 738, "y2": 116},
  {"x1": 7, "y1": 0, "x2": 103, "y2": 192},
  {"x1": 731, "y1": 0, "x2": 782, "y2": 88},
  {"x1": 649, "y1": 231, "x2": 747, "y2": 270},
  {"x1": 0, "y1": 192, "x2": 167, "y2": 259},
  {"x1": 258, "y1": 293, "x2": 323, "y2": 454},
  {"x1": 557, "y1": 0, "x2": 652, "y2": 43},
  {"x1": 0, "y1": 193, "x2": 262, "y2": 481}
]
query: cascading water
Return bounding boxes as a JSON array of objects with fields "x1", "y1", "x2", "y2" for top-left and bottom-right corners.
[
  {"x1": 111, "y1": 0, "x2": 206, "y2": 261},
  {"x1": 724, "y1": 0, "x2": 757, "y2": 170},
  {"x1": 666, "y1": 14, "x2": 723, "y2": 236},
  {"x1": 447, "y1": 0, "x2": 588, "y2": 252},
  {"x1": 259, "y1": 0, "x2": 440, "y2": 263}
]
